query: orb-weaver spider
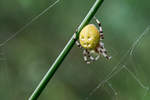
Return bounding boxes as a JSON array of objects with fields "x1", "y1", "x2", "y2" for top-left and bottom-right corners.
[{"x1": 74, "y1": 17, "x2": 111, "y2": 64}]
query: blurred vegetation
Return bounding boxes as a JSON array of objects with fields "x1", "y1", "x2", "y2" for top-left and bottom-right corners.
[{"x1": 0, "y1": 0, "x2": 150, "y2": 100}]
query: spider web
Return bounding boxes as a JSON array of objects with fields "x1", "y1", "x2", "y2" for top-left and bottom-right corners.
[
  {"x1": 0, "y1": 0, "x2": 60, "y2": 47},
  {"x1": 85, "y1": 26, "x2": 150, "y2": 100},
  {"x1": 0, "y1": 0, "x2": 150, "y2": 100},
  {"x1": 0, "y1": 0, "x2": 60, "y2": 99}
]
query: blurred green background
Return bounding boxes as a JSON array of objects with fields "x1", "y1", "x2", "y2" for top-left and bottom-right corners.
[{"x1": 0, "y1": 0, "x2": 150, "y2": 100}]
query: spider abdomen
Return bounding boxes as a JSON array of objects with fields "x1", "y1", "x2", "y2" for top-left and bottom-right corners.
[{"x1": 79, "y1": 24, "x2": 100, "y2": 50}]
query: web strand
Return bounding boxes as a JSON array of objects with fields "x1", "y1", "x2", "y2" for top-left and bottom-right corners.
[
  {"x1": 123, "y1": 65, "x2": 149, "y2": 91},
  {"x1": 130, "y1": 25, "x2": 150, "y2": 55},
  {"x1": 107, "y1": 82, "x2": 118, "y2": 100},
  {"x1": 0, "y1": 0, "x2": 60, "y2": 47},
  {"x1": 85, "y1": 25, "x2": 150, "y2": 100}
]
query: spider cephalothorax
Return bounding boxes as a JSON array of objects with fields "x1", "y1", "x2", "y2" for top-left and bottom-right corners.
[{"x1": 74, "y1": 17, "x2": 111, "y2": 64}]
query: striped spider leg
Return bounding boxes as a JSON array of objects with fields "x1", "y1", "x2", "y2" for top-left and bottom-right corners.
[
  {"x1": 83, "y1": 49, "x2": 99, "y2": 64},
  {"x1": 94, "y1": 16, "x2": 104, "y2": 39},
  {"x1": 94, "y1": 17, "x2": 111, "y2": 60}
]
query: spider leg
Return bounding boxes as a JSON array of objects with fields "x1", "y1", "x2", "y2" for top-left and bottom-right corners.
[
  {"x1": 94, "y1": 16, "x2": 111, "y2": 60},
  {"x1": 97, "y1": 42, "x2": 112, "y2": 60},
  {"x1": 83, "y1": 49, "x2": 99, "y2": 64},
  {"x1": 76, "y1": 41, "x2": 82, "y2": 48},
  {"x1": 83, "y1": 49, "x2": 91, "y2": 64},
  {"x1": 95, "y1": 54, "x2": 100, "y2": 61},
  {"x1": 88, "y1": 54, "x2": 95, "y2": 62},
  {"x1": 90, "y1": 50, "x2": 100, "y2": 61},
  {"x1": 94, "y1": 16, "x2": 104, "y2": 40},
  {"x1": 73, "y1": 28, "x2": 78, "y2": 40},
  {"x1": 73, "y1": 28, "x2": 83, "y2": 49}
]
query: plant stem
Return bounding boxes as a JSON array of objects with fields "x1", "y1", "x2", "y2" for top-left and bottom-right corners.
[{"x1": 29, "y1": 0, "x2": 104, "y2": 99}]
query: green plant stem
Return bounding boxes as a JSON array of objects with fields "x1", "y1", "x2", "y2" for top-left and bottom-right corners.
[{"x1": 29, "y1": 0, "x2": 104, "y2": 99}]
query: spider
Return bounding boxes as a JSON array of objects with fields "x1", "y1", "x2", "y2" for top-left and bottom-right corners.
[{"x1": 73, "y1": 17, "x2": 111, "y2": 64}]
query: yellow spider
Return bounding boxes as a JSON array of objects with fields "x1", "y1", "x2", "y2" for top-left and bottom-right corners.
[{"x1": 74, "y1": 17, "x2": 111, "y2": 64}]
